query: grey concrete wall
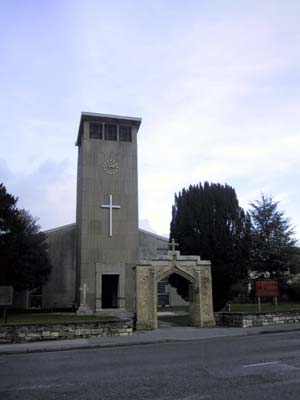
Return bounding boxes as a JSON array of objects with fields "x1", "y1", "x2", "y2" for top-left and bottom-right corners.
[
  {"x1": 43, "y1": 226, "x2": 168, "y2": 313},
  {"x1": 42, "y1": 223, "x2": 170, "y2": 313},
  {"x1": 76, "y1": 141, "x2": 83, "y2": 307},
  {"x1": 43, "y1": 223, "x2": 76, "y2": 309},
  {"x1": 139, "y1": 229, "x2": 168, "y2": 261}
]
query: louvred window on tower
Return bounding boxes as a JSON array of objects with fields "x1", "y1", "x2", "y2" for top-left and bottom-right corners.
[
  {"x1": 104, "y1": 124, "x2": 117, "y2": 141},
  {"x1": 89, "y1": 122, "x2": 103, "y2": 139},
  {"x1": 119, "y1": 125, "x2": 132, "y2": 142}
]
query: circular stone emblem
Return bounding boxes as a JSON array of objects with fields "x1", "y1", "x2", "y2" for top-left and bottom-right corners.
[{"x1": 103, "y1": 159, "x2": 119, "y2": 175}]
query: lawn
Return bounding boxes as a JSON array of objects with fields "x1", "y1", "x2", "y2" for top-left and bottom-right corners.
[
  {"x1": 157, "y1": 306, "x2": 189, "y2": 313},
  {"x1": 0, "y1": 313, "x2": 118, "y2": 325},
  {"x1": 224, "y1": 302, "x2": 300, "y2": 313},
  {"x1": 157, "y1": 306, "x2": 191, "y2": 326},
  {"x1": 158, "y1": 315, "x2": 191, "y2": 327}
]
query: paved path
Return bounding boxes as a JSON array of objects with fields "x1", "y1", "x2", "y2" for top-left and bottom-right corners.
[{"x1": 1, "y1": 322, "x2": 300, "y2": 355}]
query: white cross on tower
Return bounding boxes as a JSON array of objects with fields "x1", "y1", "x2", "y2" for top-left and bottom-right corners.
[{"x1": 101, "y1": 194, "x2": 121, "y2": 237}]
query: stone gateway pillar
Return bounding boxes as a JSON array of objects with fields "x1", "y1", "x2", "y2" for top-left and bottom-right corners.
[
  {"x1": 135, "y1": 266, "x2": 157, "y2": 330},
  {"x1": 190, "y1": 266, "x2": 214, "y2": 327},
  {"x1": 135, "y1": 250, "x2": 215, "y2": 330}
]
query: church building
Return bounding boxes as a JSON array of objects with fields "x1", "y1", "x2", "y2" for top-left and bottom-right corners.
[
  {"x1": 40, "y1": 112, "x2": 172, "y2": 314},
  {"x1": 17, "y1": 112, "x2": 215, "y2": 329}
]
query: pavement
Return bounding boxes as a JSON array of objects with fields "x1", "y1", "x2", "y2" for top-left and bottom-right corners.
[{"x1": 1, "y1": 322, "x2": 300, "y2": 355}]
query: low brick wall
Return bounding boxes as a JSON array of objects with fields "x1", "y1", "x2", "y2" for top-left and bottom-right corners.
[
  {"x1": 0, "y1": 319, "x2": 133, "y2": 344},
  {"x1": 215, "y1": 311, "x2": 300, "y2": 328}
]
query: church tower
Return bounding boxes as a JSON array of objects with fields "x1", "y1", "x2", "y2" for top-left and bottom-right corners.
[{"x1": 75, "y1": 112, "x2": 142, "y2": 314}]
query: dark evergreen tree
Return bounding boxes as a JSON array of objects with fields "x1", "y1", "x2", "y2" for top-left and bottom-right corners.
[
  {"x1": 249, "y1": 194, "x2": 298, "y2": 281},
  {"x1": 0, "y1": 183, "x2": 52, "y2": 291},
  {"x1": 170, "y1": 182, "x2": 250, "y2": 310},
  {"x1": 0, "y1": 183, "x2": 19, "y2": 284},
  {"x1": 289, "y1": 247, "x2": 300, "y2": 275}
]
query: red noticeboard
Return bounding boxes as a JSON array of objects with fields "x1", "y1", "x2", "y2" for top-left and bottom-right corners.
[{"x1": 255, "y1": 280, "x2": 279, "y2": 297}]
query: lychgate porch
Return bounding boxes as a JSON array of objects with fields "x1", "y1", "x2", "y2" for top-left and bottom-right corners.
[{"x1": 135, "y1": 248, "x2": 215, "y2": 330}]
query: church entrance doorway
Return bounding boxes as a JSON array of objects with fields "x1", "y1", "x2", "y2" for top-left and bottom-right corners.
[{"x1": 102, "y1": 274, "x2": 119, "y2": 308}]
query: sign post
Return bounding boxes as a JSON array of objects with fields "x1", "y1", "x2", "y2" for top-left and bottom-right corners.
[
  {"x1": 274, "y1": 296, "x2": 278, "y2": 312},
  {"x1": 255, "y1": 280, "x2": 279, "y2": 312}
]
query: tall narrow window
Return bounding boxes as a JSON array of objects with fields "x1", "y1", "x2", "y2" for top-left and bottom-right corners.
[
  {"x1": 119, "y1": 125, "x2": 132, "y2": 142},
  {"x1": 104, "y1": 124, "x2": 117, "y2": 141},
  {"x1": 157, "y1": 279, "x2": 170, "y2": 306},
  {"x1": 90, "y1": 122, "x2": 103, "y2": 139}
]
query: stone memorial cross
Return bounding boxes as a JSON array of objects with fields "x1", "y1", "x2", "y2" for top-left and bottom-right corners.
[{"x1": 79, "y1": 283, "x2": 89, "y2": 306}]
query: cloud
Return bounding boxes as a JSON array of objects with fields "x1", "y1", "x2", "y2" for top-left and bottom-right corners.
[
  {"x1": 0, "y1": 1, "x2": 300, "y2": 243},
  {"x1": 0, "y1": 159, "x2": 76, "y2": 230},
  {"x1": 139, "y1": 219, "x2": 157, "y2": 234}
]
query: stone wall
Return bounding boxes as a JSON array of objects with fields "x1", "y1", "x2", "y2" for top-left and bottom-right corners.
[
  {"x1": 0, "y1": 319, "x2": 133, "y2": 344},
  {"x1": 215, "y1": 311, "x2": 300, "y2": 328}
]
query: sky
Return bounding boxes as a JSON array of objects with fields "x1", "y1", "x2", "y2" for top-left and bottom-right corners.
[{"x1": 0, "y1": 1, "x2": 300, "y2": 242}]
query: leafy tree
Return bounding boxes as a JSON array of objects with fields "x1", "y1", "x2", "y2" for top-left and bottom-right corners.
[
  {"x1": 249, "y1": 194, "x2": 298, "y2": 281},
  {"x1": 0, "y1": 183, "x2": 52, "y2": 291},
  {"x1": 170, "y1": 182, "x2": 251, "y2": 311}
]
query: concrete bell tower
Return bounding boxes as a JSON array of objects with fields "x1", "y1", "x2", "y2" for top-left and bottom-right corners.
[{"x1": 75, "y1": 112, "x2": 142, "y2": 314}]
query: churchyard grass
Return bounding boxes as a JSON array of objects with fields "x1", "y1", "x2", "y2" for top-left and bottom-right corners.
[
  {"x1": 0, "y1": 313, "x2": 118, "y2": 325},
  {"x1": 226, "y1": 302, "x2": 300, "y2": 313},
  {"x1": 157, "y1": 306, "x2": 189, "y2": 312},
  {"x1": 157, "y1": 306, "x2": 191, "y2": 326},
  {"x1": 158, "y1": 315, "x2": 191, "y2": 327}
]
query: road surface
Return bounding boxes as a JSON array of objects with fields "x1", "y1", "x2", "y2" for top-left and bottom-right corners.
[{"x1": 1, "y1": 330, "x2": 300, "y2": 399}]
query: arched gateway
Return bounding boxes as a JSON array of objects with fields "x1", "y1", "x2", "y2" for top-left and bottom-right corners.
[{"x1": 135, "y1": 242, "x2": 215, "y2": 330}]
